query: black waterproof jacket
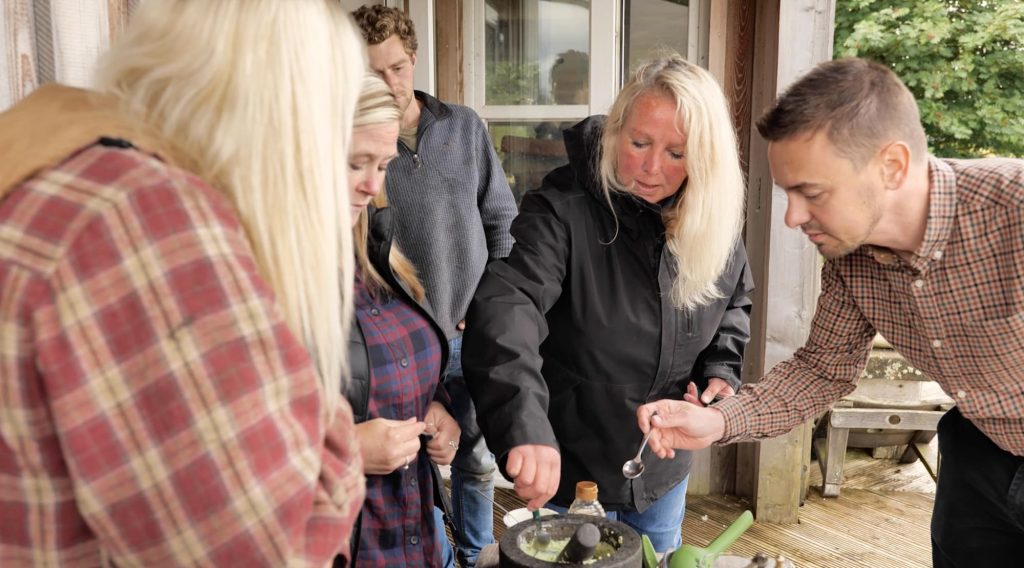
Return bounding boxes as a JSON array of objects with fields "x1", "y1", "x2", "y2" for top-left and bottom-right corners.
[{"x1": 462, "y1": 116, "x2": 754, "y2": 512}]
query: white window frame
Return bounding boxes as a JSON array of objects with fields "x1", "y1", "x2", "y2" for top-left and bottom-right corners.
[
  {"x1": 407, "y1": 0, "x2": 437, "y2": 95},
  {"x1": 462, "y1": 0, "x2": 709, "y2": 123},
  {"x1": 463, "y1": 0, "x2": 618, "y2": 123}
]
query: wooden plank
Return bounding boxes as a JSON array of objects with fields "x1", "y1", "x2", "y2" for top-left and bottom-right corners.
[
  {"x1": 739, "y1": 0, "x2": 837, "y2": 523},
  {"x1": 843, "y1": 378, "x2": 953, "y2": 408},
  {"x1": 814, "y1": 434, "x2": 846, "y2": 497},
  {"x1": 829, "y1": 408, "x2": 944, "y2": 431},
  {"x1": 2, "y1": 0, "x2": 38, "y2": 109},
  {"x1": 725, "y1": 0, "x2": 755, "y2": 171},
  {"x1": 910, "y1": 442, "x2": 940, "y2": 481},
  {"x1": 810, "y1": 447, "x2": 939, "y2": 495},
  {"x1": 683, "y1": 490, "x2": 932, "y2": 567},
  {"x1": 434, "y1": 0, "x2": 462, "y2": 104},
  {"x1": 707, "y1": 0, "x2": 727, "y2": 86},
  {"x1": 689, "y1": 445, "x2": 737, "y2": 495},
  {"x1": 2, "y1": 0, "x2": 135, "y2": 109},
  {"x1": 736, "y1": 0, "x2": 838, "y2": 517}
]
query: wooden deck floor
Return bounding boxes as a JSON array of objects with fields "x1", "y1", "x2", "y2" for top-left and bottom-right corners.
[{"x1": 488, "y1": 446, "x2": 936, "y2": 567}]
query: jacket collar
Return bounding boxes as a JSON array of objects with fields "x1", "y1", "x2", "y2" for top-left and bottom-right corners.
[
  {"x1": 367, "y1": 204, "x2": 395, "y2": 275},
  {"x1": 0, "y1": 84, "x2": 180, "y2": 203},
  {"x1": 414, "y1": 90, "x2": 452, "y2": 127}
]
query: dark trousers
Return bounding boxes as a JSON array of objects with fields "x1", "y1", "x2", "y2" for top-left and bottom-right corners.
[{"x1": 932, "y1": 407, "x2": 1024, "y2": 567}]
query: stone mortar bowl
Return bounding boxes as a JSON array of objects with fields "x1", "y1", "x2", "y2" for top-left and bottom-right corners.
[{"x1": 498, "y1": 513, "x2": 642, "y2": 568}]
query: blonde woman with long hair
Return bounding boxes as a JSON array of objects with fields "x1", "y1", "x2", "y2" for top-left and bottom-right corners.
[
  {"x1": 343, "y1": 74, "x2": 460, "y2": 567},
  {"x1": 462, "y1": 53, "x2": 753, "y2": 553},
  {"x1": 0, "y1": 1, "x2": 366, "y2": 565}
]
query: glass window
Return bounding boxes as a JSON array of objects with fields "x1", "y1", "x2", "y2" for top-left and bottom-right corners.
[
  {"x1": 490, "y1": 120, "x2": 578, "y2": 203},
  {"x1": 480, "y1": 1, "x2": 592, "y2": 202},
  {"x1": 624, "y1": 0, "x2": 691, "y2": 74},
  {"x1": 484, "y1": 1, "x2": 591, "y2": 106},
  {"x1": 467, "y1": 0, "x2": 706, "y2": 204}
]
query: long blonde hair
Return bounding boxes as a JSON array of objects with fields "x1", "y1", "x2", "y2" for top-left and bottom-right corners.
[
  {"x1": 352, "y1": 74, "x2": 425, "y2": 302},
  {"x1": 599, "y1": 54, "x2": 745, "y2": 310},
  {"x1": 96, "y1": 0, "x2": 365, "y2": 404}
]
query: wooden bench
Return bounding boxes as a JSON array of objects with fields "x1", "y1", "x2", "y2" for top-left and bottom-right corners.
[{"x1": 814, "y1": 378, "x2": 954, "y2": 497}]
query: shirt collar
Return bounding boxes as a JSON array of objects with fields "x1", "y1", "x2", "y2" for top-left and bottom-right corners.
[
  {"x1": 866, "y1": 157, "x2": 957, "y2": 270},
  {"x1": 916, "y1": 157, "x2": 957, "y2": 264}
]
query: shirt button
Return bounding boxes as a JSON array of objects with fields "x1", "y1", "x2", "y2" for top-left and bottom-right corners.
[
  {"x1": 370, "y1": 307, "x2": 381, "y2": 316},
  {"x1": 956, "y1": 390, "x2": 967, "y2": 399},
  {"x1": 931, "y1": 339, "x2": 942, "y2": 348},
  {"x1": 913, "y1": 279, "x2": 925, "y2": 289},
  {"x1": 409, "y1": 536, "x2": 420, "y2": 545},
  {"x1": 932, "y1": 250, "x2": 943, "y2": 260},
  {"x1": 400, "y1": 358, "x2": 409, "y2": 368}
]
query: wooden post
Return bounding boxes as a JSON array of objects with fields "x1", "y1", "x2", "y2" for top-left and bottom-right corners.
[
  {"x1": 689, "y1": 0, "x2": 755, "y2": 497},
  {"x1": 434, "y1": 0, "x2": 463, "y2": 104},
  {"x1": 2, "y1": 0, "x2": 134, "y2": 110},
  {"x1": 737, "y1": 0, "x2": 836, "y2": 523}
]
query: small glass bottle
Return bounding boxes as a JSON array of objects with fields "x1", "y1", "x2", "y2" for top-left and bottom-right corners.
[{"x1": 567, "y1": 481, "x2": 606, "y2": 517}]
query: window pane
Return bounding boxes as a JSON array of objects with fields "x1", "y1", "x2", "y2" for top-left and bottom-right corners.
[
  {"x1": 490, "y1": 120, "x2": 582, "y2": 204},
  {"x1": 485, "y1": 1, "x2": 591, "y2": 106},
  {"x1": 624, "y1": 0, "x2": 690, "y2": 73}
]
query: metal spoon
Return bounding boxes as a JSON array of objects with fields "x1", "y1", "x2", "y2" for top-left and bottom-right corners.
[
  {"x1": 532, "y1": 509, "x2": 551, "y2": 549},
  {"x1": 622, "y1": 411, "x2": 658, "y2": 479}
]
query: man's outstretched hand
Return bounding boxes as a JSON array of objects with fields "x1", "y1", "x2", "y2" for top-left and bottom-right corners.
[{"x1": 636, "y1": 400, "x2": 727, "y2": 459}]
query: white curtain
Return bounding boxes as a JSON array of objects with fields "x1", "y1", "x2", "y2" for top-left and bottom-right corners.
[{"x1": 0, "y1": 0, "x2": 137, "y2": 110}]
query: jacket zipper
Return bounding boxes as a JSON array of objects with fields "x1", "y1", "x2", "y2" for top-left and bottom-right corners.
[{"x1": 399, "y1": 114, "x2": 433, "y2": 170}]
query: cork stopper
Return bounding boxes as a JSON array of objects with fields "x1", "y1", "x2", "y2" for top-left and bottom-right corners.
[{"x1": 575, "y1": 481, "x2": 598, "y2": 501}]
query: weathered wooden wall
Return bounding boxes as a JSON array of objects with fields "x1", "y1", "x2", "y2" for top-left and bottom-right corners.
[
  {"x1": 1, "y1": 0, "x2": 136, "y2": 110},
  {"x1": 737, "y1": 0, "x2": 836, "y2": 523}
]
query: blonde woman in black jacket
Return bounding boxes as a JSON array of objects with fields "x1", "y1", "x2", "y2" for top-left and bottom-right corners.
[{"x1": 463, "y1": 54, "x2": 753, "y2": 554}]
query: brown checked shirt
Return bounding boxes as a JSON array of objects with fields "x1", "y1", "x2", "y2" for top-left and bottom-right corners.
[{"x1": 716, "y1": 157, "x2": 1024, "y2": 456}]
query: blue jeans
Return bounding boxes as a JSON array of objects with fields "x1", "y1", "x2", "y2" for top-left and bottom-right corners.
[
  {"x1": 549, "y1": 476, "x2": 688, "y2": 554},
  {"x1": 433, "y1": 506, "x2": 456, "y2": 568},
  {"x1": 445, "y1": 335, "x2": 496, "y2": 568}
]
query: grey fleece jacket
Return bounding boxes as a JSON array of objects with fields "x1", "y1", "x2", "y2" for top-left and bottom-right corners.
[{"x1": 384, "y1": 91, "x2": 517, "y2": 338}]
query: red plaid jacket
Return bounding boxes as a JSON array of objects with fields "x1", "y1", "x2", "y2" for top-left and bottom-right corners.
[{"x1": 0, "y1": 140, "x2": 364, "y2": 566}]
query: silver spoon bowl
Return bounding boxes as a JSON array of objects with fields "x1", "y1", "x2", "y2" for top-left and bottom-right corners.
[{"x1": 622, "y1": 411, "x2": 657, "y2": 479}]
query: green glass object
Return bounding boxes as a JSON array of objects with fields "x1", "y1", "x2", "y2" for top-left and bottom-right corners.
[
  {"x1": 667, "y1": 510, "x2": 754, "y2": 568},
  {"x1": 641, "y1": 534, "x2": 658, "y2": 568}
]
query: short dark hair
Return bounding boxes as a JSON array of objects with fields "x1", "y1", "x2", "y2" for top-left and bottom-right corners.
[
  {"x1": 757, "y1": 58, "x2": 927, "y2": 165},
  {"x1": 351, "y1": 5, "x2": 418, "y2": 55}
]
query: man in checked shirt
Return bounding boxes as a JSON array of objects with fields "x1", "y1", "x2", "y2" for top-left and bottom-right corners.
[
  {"x1": 636, "y1": 58, "x2": 1024, "y2": 567},
  {"x1": 0, "y1": 1, "x2": 367, "y2": 566}
]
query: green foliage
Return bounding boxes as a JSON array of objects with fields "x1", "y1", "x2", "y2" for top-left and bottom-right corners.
[
  {"x1": 834, "y1": 0, "x2": 1024, "y2": 157},
  {"x1": 486, "y1": 61, "x2": 541, "y2": 105}
]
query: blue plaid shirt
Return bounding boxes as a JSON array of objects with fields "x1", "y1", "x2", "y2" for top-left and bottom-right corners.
[{"x1": 354, "y1": 281, "x2": 444, "y2": 568}]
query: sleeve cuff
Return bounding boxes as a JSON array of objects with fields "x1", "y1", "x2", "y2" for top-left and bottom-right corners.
[
  {"x1": 702, "y1": 365, "x2": 741, "y2": 390},
  {"x1": 710, "y1": 396, "x2": 750, "y2": 445}
]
